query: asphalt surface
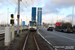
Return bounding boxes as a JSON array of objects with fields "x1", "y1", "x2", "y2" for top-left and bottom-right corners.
[{"x1": 39, "y1": 28, "x2": 75, "y2": 50}]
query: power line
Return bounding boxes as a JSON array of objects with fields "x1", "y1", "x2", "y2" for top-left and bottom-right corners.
[
  {"x1": 25, "y1": 1, "x2": 29, "y2": 6},
  {"x1": 14, "y1": 0, "x2": 18, "y2": 4},
  {"x1": 14, "y1": 0, "x2": 27, "y2": 13},
  {"x1": 14, "y1": 0, "x2": 28, "y2": 9},
  {"x1": 6, "y1": 0, "x2": 16, "y2": 8},
  {"x1": 21, "y1": 1, "x2": 27, "y2": 8},
  {"x1": 31, "y1": 0, "x2": 34, "y2": 6}
]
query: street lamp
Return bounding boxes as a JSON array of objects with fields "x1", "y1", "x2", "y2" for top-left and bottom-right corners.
[
  {"x1": 7, "y1": 8, "x2": 9, "y2": 27},
  {"x1": 72, "y1": 0, "x2": 74, "y2": 27},
  {"x1": 57, "y1": 11, "x2": 58, "y2": 22}
]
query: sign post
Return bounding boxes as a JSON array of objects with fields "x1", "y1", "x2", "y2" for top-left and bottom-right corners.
[
  {"x1": 10, "y1": 14, "x2": 14, "y2": 41},
  {"x1": 20, "y1": 19, "x2": 22, "y2": 34},
  {"x1": 22, "y1": 21, "x2": 25, "y2": 30}
]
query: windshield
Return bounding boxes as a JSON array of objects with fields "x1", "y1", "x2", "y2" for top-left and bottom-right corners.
[
  {"x1": 73, "y1": 26, "x2": 75, "y2": 29},
  {"x1": 67, "y1": 26, "x2": 70, "y2": 28},
  {"x1": 49, "y1": 27, "x2": 53, "y2": 28},
  {"x1": 30, "y1": 22, "x2": 36, "y2": 26}
]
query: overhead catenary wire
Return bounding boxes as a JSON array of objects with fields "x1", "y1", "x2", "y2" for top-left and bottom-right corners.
[
  {"x1": 6, "y1": 0, "x2": 16, "y2": 8},
  {"x1": 21, "y1": 1, "x2": 27, "y2": 8},
  {"x1": 31, "y1": 0, "x2": 34, "y2": 6},
  {"x1": 21, "y1": 0, "x2": 30, "y2": 9},
  {"x1": 14, "y1": 0, "x2": 26, "y2": 10},
  {"x1": 14, "y1": 0, "x2": 18, "y2": 4},
  {"x1": 6, "y1": 0, "x2": 18, "y2": 14},
  {"x1": 6, "y1": 0, "x2": 26, "y2": 12}
]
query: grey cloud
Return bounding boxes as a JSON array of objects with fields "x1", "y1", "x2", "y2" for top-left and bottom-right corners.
[
  {"x1": 66, "y1": 14, "x2": 75, "y2": 17},
  {"x1": 42, "y1": 0, "x2": 75, "y2": 15}
]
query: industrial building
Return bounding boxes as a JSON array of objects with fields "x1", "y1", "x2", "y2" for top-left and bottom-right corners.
[{"x1": 37, "y1": 8, "x2": 42, "y2": 26}]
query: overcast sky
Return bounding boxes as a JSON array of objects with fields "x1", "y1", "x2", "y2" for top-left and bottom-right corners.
[{"x1": 0, "y1": 0, "x2": 75, "y2": 25}]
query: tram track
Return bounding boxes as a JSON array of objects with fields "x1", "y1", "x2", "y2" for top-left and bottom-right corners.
[
  {"x1": 23, "y1": 31, "x2": 40, "y2": 50},
  {"x1": 6, "y1": 30, "x2": 55, "y2": 50},
  {"x1": 0, "y1": 29, "x2": 28, "y2": 41},
  {"x1": 0, "y1": 34, "x2": 4, "y2": 41}
]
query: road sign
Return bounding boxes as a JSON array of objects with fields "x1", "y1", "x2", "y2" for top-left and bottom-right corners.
[
  {"x1": 56, "y1": 22, "x2": 61, "y2": 26},
  {"x1": 22, "y1": 21, "x2": 25, "y2": 25}
]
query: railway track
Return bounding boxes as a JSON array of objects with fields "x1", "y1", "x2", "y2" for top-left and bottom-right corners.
[
  {"x1": 0, "y1": 29, "x2": 28, "y2": 41},
  {"x1": 23, "y1": 31, "x2": 40, "y2": 50},
  {"x1": 0, "y1": 34, "x2": 4, "y2": 41},
  {"x1": 6, "y1": 31, "x2": 54, "y2": 50}
]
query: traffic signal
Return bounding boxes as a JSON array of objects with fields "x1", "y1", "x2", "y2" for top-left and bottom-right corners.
[
  {"x1": 10, "y1": 20, "x2": 14, "y2": 24},
  {"x1": 17, "y1": 15, "x2": 20, "y2": 18},
  {"x1": 10, "y1": 14, "x2": 14, "y2": 25},
  {"x1": 11, "y1": 14, "x2": 14, "y2": 18}
]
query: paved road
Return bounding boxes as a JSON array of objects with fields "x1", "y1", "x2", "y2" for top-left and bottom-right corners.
[
  {"x1": 38, "y1": 28, "x2": 75, "y2": 50},
  {"x1": 0, "y1": 26, "x2": 28, "y2": 34}
]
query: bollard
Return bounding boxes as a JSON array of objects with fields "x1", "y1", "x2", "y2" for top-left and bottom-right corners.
[
  {"x1": 11, "y1": 26, "x2": 13, "y2": 41},
  {"x1": 13, "y1": 24, "x2": 15, "y2": 40},
  {"x1": 10, "y1": 14, "x2": 14, "y2": 41},
  {"x1": 20, "y1": 19, "x2": 22, "y2": 34},
  {"x1": 5, "y1": 27, "x2": 11, "y2": 46}
]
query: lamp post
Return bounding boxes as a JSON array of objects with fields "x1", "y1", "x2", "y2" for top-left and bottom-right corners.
[
  {"x1": 72, "y1": 0, "x2": 74, "y2": 27},
  {"x1": 7, "y1": 8, "x2": 9, "y2": 27},
  {"x1": 57, "y1": 11, "x2": 58, "y2": 22}
]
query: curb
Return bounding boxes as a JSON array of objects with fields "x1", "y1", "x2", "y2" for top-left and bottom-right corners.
[{"x1": 37, "y1": 30, "x2": 57, "y2": 50}]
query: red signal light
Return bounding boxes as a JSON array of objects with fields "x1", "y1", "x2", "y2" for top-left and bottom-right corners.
[{"x1": 17, "y1": 15, "x2": 20, "y2": 18}]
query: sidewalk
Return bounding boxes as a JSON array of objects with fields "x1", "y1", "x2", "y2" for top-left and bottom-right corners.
[{"x1": 0, "y1": 30, "x2": 29, "y2": 50}]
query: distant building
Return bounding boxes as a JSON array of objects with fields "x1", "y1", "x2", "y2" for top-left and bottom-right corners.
[
  {"x1": 37, "y1": 8, "x2": 42, "y2": 26},
  {"x1": 32, "y1": 7, "x2": 36, "y2": 21}
]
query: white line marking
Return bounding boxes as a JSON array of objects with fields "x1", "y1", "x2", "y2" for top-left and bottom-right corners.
[
  {"x1": 34, "y1": 36, "x2": 40, "y2": 50},
  {"x1": 50, "y1": 32, "x2": 75, "y2": 41},
  {"x1": 37, "y1": 30, "x2": 57, "y2": 50},
  {"x1": 23, "y1": 35, "x2": 28, "y2": 50}
]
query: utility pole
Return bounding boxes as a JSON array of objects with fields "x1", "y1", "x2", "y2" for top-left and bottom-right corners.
[
  {"x1": 72, "y1": 0, "x2": 74, "y2": 27},
  {"x1": 17, "y1": 0, "x2": 20, "y2": 36},
  {"x1": 20, "y1": 19, "x2": 22, "y2": 34},
  {"x1": 57, "y1": 11, "x2": 58, "y2": 22},
  {"x1": 7, "y1": 8, "x2": 9, "y2": 27},
  {"x1": 52, "y1": 16, "x2": 53, "y2": 26}
]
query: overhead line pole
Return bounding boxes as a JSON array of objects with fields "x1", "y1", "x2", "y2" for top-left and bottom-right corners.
[
  {"x1": 17, "y1": 0, "x2": 20, "y2": 36},
  {"x1": 72, "y1": 0, "x2": 74, "y2": 27},
  {"x1": 7, "y1": 8, "x2": 9, "y2": 27},
  {"x1": 57, "y1": 11, "x2": 58, "y2": 22}
]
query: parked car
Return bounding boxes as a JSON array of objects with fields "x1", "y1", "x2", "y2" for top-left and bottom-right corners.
[
  {"x1": 73, "y1": 26, "x2": 75, "y2": 32},
  {"x1": 63, "y1": 26, "x2": 73, "y2": 33},
  {"x1": 47, "y1": 27, "x2": 54, "y2": 31},
  {"x1": 55, "y1": 26, "x2": 61, "y2": 31},
  {"x1": 59, "y1": 26, "x2": 65, "y2": 32}
]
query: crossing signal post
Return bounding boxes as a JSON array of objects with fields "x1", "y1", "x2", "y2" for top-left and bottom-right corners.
[
  {"x1": 20, "y1": 19, "x2": 22, "y2": 34},
  {"x1": 17, "y1": 15, "x2": 20, "y2": 36},
  {"x1": 10, "y1": 14, "x2": 14, "y2": 41}
]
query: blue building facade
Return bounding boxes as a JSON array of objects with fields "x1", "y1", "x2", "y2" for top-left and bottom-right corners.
[
  {"x1": 32, "y1": 7, "x2": 36, "y2": 21},
  {"x1": 37, "y1": 8, "x2": 42, "y2": 26},
  {"x1": 22, "y1": 21, "x2": 25, "y2": 25}
]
